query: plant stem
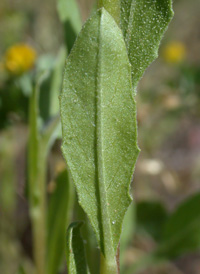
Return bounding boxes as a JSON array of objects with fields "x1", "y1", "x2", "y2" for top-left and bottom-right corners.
[
  {"x1": 33, "y1": 148, "x2": 47, "y2": 274},
  {"x1": 100, "y1": 252, "x2": 118, "y2": 274},
  {"x1": 28, "y1": 81, "x2": 47, "y2": 274}
]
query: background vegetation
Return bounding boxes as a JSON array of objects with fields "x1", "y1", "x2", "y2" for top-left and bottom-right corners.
[{"x1": 0, "y1": 0, "x2": 200, "y2": 273}]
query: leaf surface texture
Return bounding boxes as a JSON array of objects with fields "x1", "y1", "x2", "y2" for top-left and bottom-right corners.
[
  {"x1": 120, "y1": 0, "x2": 174, "y2": 87},
  {"x1": 60, "y1": 9, "x2": 139, "y2": 257}
]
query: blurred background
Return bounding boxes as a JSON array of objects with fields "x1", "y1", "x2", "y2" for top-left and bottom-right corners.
[{"x1": 0, "y1": 0, "x2": 200, "y2": 273}]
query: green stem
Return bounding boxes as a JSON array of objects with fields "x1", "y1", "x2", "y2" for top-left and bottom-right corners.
[
  {"x1": 100, "y1": 252, "x2": 118, "y2": 274},
  {"x1": 28, "y1": 81, "x2": 47, "y2": 274}
]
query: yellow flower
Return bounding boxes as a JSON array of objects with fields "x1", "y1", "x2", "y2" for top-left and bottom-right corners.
[
  {"x1": 162, "y1": 41, "x2": 186, "y2": 64},
  {"x1": 4, "y1": 44, "x2": 36, "y2": 75}
]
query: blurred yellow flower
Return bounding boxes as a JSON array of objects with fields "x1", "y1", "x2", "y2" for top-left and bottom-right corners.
[
  {"x1": 162, "y1": 41, "x2": 186, "y2": 64},
  {"x1": 4, "y1": 44, "x2": 36, "y2": 75}
]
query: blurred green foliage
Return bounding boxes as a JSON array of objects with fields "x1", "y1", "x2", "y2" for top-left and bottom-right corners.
[{"x1": 0, "y1": 0, "x2": 200, "y2": 273}]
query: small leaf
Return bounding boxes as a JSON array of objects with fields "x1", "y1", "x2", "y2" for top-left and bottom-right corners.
[
  {"x1": 75, "y1": 202, "x2": 100, "y2": 273},
  {"x1": 67, "y1": 222, "x2": 90, "y2": 274},
  {"x1": 47, "y1": 170, "x2": 74, "y2": 274},
  {"x1": 158, "y1": 192, "x2": 200, "y2": 258},
  {"x1": 60, "y1": 7, "x2": 139, "y2": 268},
  {"x1": 120, "y1": 0, "x2": 174, "y2": 87}
]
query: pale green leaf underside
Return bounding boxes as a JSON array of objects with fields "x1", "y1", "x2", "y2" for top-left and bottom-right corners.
[
  {"x1": 61, "y1": 9, "x2": 139, "y2": 256},
  {"x1": 67, "y1": 222, "x2": 90, "y2": 274},
  {"x1": 120, "y1": 0, "x2": 174, "y2": 87}
]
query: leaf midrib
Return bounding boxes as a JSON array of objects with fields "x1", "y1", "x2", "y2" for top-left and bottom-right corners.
[{"x1": 95, "y1": 10, "x2": 116, "y2": 261}]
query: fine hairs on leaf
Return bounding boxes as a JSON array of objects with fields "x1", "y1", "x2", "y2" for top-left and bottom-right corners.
[
  {"x1": 61, "y1": 9, "x2": 139, "y2": 272},
  {"x1": 120, "y1": 0, "x2": 174, "y2": 87},
  {"x1": 60, "y1": 0, "x2": 173, "y2": 273}
]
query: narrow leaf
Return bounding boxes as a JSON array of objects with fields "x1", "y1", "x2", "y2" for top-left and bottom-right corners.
[
  {"x1": 120, "y1": 0, "x2": 174, "y2": 87},
  {"x1": 28, "y1": 72, "x2": 48, "y2": 203},
  {"x1": 75, "y1": 202, "x2": 100, "y2": 273},
  {"x1": 60, "y1": 8, "x2": 139, "y2": 264},
  {"x1": 47, "y1": 170, "x2": 74, "y2": 274},
  {"x1": 67, "y1": 222, "x2": 90, "y2": 274},
  {"x1": 28, "y1": 72, "x2": 50, "y2": 274}
]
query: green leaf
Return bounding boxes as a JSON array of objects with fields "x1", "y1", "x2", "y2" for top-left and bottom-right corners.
[
  {"x1": 67, "y1": 222, "x2": 90, "y2": 274},
  {"x1": 136, "y1": 200, "x2": 168, "y2": 241},
  {"x1": 120, "y1": 0, "x2": 174, "y2": 87},
  {"x1": 60, "y1": 8, "x2": 139, "y2": 271},
  {"x1": 98, "y1": 0, "x2": 120, "y2": 25},
  {"x1": 47, "y1": 170, "x2": 74, "y2": 274},
  {"x1": 57, "y1": 0, "x2": 82, "y2": 52},
  {"x1": 28, "y1": 72, "x2": 48, "y2": 203},
  {"x1": 158, "y1": 192, "x2": 200, "y2": 258},
  {"x1": 75, "y1": 201, "x2": 100, "y2": 273}
]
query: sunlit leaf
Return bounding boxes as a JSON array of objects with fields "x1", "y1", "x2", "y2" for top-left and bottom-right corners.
[
  {"x1": 60, "y1": 8, "x2": 139, "y2": 270},
  {"x1": 120, "y1": 0, "x2": 174, "y2": 87}
]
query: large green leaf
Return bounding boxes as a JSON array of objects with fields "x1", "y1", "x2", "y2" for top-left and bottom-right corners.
[
  {"x1": 60, "y1": 8, "x2": 139, "y2": 269},
  {"x1": 66, "y1": 222, "x2": 90, "y2": 274},
  {"x1": 120, "y1": 0, "x2": 174, "y2": 87}
]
